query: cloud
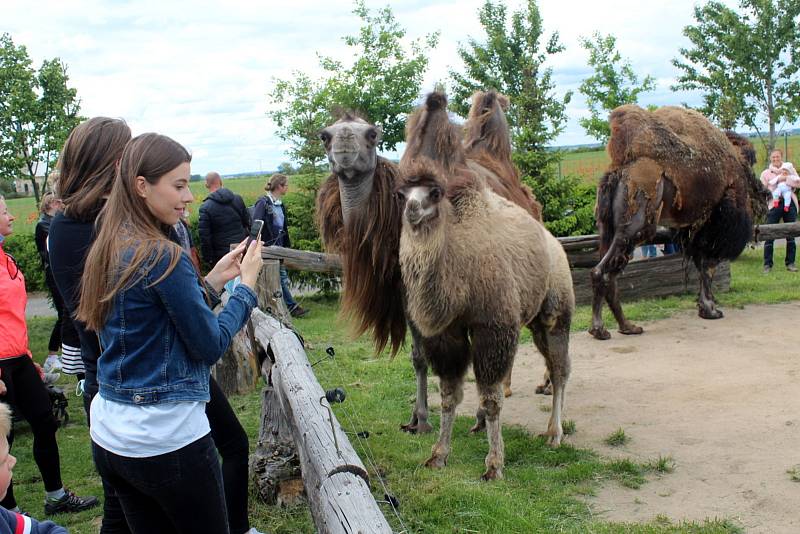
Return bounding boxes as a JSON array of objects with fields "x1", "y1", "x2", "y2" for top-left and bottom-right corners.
[{"x1": 4, "y1": 0, "x2": 755, "y2": 173}]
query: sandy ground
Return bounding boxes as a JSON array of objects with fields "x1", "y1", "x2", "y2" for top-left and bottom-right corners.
[{"x1": 458, "y1": 302, "x2": 800, "y2": 533}]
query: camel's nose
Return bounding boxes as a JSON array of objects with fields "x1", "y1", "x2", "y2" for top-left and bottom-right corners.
[{"x1": 406, "y1": 199, "x2": 423, "y2": 224}]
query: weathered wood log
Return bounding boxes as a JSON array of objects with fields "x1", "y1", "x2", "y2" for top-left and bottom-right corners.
[
  {"x1": 255, "y1": 260, "x2": 293, "y2": 325},
  {"x1": 262, "y1": 245, "x2": 343, "y2": 273},
  {"x1": 250, "y1": 308, "x2": 392, "y2": 533},
  {"x1": 211, "y1": 285, "x2": 261, "y2": 396},
  {"x1": 570, "y1": 254, "x2": 730, "y2": 306},
  {"x1": 249, "y1": 309, "x2": 304, "y2": 507},
  {"x1": 753, "y1": 222, "x2": 800, "y2": 242}
]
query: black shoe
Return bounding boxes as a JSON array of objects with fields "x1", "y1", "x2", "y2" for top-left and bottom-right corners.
[
  {"x1": 44, "y1": 489, "x2": 99, "y2": 515},
  {"x1": 290, "y1": 305, "x2": 309, "y2": 318}
]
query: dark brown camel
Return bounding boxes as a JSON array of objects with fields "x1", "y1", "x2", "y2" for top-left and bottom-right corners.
[{"x1": 589, "y1": 105, "x2": 766, "y2": 340}]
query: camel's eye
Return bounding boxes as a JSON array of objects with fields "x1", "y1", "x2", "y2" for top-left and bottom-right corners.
[
  {"x1": 319, "y1": 131, "x2": 331, "y2": 143},
  {"x1": 396, "y1": 189, "x2": 407, "y2": 202},
  {"x1": 367, "y1": 128, "x2": 378, "y2": 143},
  {"x1": 430, "y1": 187, "x2": 442, "y2": 202}
]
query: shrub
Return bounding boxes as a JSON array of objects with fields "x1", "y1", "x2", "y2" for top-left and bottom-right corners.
[
  {"x1": 525, "y1": 169, "x2": 597, "y2": 237},
  {"x1": 3, "y1": 233, "x2": 46, "y2": 292}
]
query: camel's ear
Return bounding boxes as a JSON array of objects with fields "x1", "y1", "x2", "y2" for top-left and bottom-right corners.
[{"x1": 497, "y1": 93, "x2": 510, "y2": 111}]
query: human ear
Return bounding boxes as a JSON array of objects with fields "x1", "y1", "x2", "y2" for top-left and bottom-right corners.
[{"x1": 134, "y1": 176, "x2": 149, "y2": 198}]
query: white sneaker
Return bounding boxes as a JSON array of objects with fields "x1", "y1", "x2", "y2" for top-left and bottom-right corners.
[
  {"x1": 44, "y1": 354, "x2": 63, "y2": 373},
  {"x1": 247, "y1": 528, "x2": 266, "y2": 534}
]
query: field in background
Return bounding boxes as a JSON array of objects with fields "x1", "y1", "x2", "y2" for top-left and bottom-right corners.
[{"x1": 6, "y1": 133, "x2": 800, "y2": 233}]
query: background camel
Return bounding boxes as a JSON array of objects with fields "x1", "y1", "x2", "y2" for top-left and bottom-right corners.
[
  {"x1": 396, "y1": 147, "x2": 574, "y2": 480},
  {"x1": 589, "y1": 104, "x2": 766, "y2": 340}
]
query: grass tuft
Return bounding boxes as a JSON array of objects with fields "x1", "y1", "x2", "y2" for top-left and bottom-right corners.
[{"x1": 604, "y1": 428, "x2": 629, "y2": 447}]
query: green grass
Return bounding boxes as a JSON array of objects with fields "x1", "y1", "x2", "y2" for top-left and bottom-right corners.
[
  {"x1": 604, "y1": 429, "x2": 629, "y2": 447},
  {"x1": 788, "y1": 466, "x2": 800, "y2": 482},
  {"x1": 15, "y1": 246, "x2": 796, "y2": 532}
]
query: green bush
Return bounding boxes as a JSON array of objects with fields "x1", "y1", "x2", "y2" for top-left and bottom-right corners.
[
  {"x1": 3, "y1": 233, "x2": 46, "y2": 291},
  {"x1": 525, "y1": 170, "x2": 597, "y2": 237}
]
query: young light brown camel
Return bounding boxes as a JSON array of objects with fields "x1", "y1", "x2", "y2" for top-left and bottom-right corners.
[{"x1": 396, "y1": 153, "x2": 574, "y2": 480}]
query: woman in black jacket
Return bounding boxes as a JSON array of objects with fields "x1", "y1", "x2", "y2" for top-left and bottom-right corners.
[{"x1": 252, "y1": 173, "x2": 307, "y2": 317}]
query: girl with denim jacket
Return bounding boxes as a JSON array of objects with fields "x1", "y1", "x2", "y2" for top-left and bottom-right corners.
[{"x1": 76, "y1": 134, "x2": 263, "y2": 533}]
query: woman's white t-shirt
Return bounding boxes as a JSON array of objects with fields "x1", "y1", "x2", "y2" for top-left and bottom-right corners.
[{"x1": 90, "y1": 394, "x2": 209, "y2": 458}]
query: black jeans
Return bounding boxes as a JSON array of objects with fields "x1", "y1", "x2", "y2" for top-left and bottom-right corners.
[
  {"x1": 44, "y1": 269, "x2": 65, "y2": 353},
  {"x1": 207, "y1": 377, "x2": 251, "y2": 534},
  {"x1": 0, "y1": 356, "x2": 62, "y2": 509},
  {"x1": 92, "y1": 434, "x2": 229, "y2": 534},
  {"x1": 763, "y1": 203, "x2": 797, "y2": 267}
]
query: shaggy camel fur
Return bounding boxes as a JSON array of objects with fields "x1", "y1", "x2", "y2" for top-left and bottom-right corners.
[
  {"x1": 590, "y1": 105, "x2": 765, "y2": 340},
  {"x1": 396, "y1": 157, "x2": 574, "y2": 480},
  {"x1": 400, "y1": 91, "x2": 547, "y2": 414},
  {"x1": 317, "y1": 92, "x2": 547, "y2": 434}
]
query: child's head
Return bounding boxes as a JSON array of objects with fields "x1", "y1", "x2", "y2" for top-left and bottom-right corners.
[
  {"x1": 780, "y1": 168, "x2": 790, "y2": 175},
  {"x1": 0, "y1": 403, "x2": 17, "y2": 501}
]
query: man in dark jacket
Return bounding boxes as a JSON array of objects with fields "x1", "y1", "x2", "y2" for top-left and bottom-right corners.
[{"x1": 198, "y1": 172, "x2": 250, "y2": 265}]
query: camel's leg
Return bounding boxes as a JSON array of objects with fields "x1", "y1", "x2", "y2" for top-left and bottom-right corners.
[
  {"x1": 534, "y1": 370, "x2": 552, "y2": 395},
  {"x1": 472, "y1": 358, "x2": 513, "y2": 435},
  {"x1": 471, "y1": 324, "x2": 517, "y2": 480},
  {"x1": 401, "y1": 343, "x2": 434, "y2": 434},
  {"x1": 591, "y1": 186, "x2": 659, "y2": 339},
  {"x1": 531, "y1": 315, "x2": 571, "y2": 447},
  {"x1": 697, "y1": 257, "x2": 724, "y2": 319},
  {"x1": 424, "y1": 375, "x2": 464, "y2": 469},
  {"x1": 502, "y1": 367, "x2": 513, "y2": 398},
  {"x1": 477, "y1": 382, "x2": 504, "y2": 481}
]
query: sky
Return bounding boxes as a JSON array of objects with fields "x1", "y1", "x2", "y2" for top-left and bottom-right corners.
[{"x1": 3, "y1": 0, "x2": 742, "y2": 176}]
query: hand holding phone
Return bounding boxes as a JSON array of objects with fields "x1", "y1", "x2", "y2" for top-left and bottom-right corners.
[{"x1": 244, "y1": 219, "x2": 265, "y2": 258}]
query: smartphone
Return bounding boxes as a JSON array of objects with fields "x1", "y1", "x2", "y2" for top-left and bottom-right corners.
[{"x1": 243, "y1": 219, "x2": 264, "y2": 258}]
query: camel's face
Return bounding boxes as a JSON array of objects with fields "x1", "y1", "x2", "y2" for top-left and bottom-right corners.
[
  {"x1": 398, "y1": 184, "x2": 442, "y2": 228},
  {"x1": 319, "y1": 118, "x2": 381, "y2": 180}
]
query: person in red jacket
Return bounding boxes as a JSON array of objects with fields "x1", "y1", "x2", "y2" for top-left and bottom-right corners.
[{"x1": 0, "y1": 196, "x2": 98, "y2": 516}]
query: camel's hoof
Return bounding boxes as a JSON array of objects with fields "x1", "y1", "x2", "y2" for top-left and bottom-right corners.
[
  {"x1": 481, "y1": 467, "x2": 503, "y2": 481},
  {"x1": 699, "y1": 308, "x2": 724, "y2": 320},
  {"x1": 424, "y1": 455, "x2": 447, "y2": 469},
  {"x1": 539, "y1": 432, "x2": 563, "y2": 447},
  {"x1": 400, "y1": 421, "x2": 433, "y2": 434},
  {"x1": 503, "y1": 385, "x2": 513, "y2": 398},
  {"x1": 534, "y1": 383, "x2": 553, "y2": 396},
  {"x1": 618, "y1": 324, "x2": 644, "y2": 335},
  {"x1": 589, "y1": 326, "x2": 611, "y2": 340},
  {"x1": 469, "y1": 420, "x2": 486, "y2": 434}
]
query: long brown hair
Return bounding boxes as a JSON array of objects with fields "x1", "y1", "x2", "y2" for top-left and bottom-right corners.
[
  {"x1": 56, "y1": 117, "x2": 132, "y2": 222},
  {"x1": 77, "y1": 133, "x2": 192, "y2": 331}
]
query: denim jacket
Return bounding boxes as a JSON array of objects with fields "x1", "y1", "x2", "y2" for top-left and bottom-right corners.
[{"x1": 97, "y1": 249, "x2": 257, "y2": 405}]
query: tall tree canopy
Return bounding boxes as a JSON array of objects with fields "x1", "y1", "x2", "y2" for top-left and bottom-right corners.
[
  {"x1": 578, "y1": 32, "x2": 655, "y2": 144},
  {"x1": 0, "y1": 33, "x2": 82, "y2": 205},
  {"x1": 268, "y1": 1, "x2": 438, "y2": 171},
  {"x1": 672, "y1": 0, "x2": 800, "y2": 150},
  {"x1": 449, "y1": 0, "x2": 571, "y2": 182}
]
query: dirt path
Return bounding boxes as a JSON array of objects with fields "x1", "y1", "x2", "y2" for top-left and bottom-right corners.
[{"x1": 459, "y1": 302, "x2": 800, "y2": 533}]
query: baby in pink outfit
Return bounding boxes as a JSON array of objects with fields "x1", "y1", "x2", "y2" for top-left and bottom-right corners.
[{"x1": 769, "y1": 167, "x2": 795, "y2": 212}]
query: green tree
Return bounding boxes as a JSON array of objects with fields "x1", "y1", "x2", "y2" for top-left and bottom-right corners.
[
  {"x1": 672, "y1": 0, "x2": 800, "y2": 150},
  {"x1": 268, "y1": 1, "x2": 438, "y2": 170},
  {"x1": 578, "y1": 32, "x2": 655, "y2": 143},
  {"x1": 0, "y1": 34, "x2": 82, "y2": 206},
  {"x1": 449, "y1": 0, "x2": 572, "y2": 182},
  {"x1": 268, "y1": 73, "x2": 332, "y2": 172}
]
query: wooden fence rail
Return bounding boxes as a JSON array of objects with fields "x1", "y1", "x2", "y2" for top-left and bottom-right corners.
[{"x1": 248, "y1": 308, "x2": 394, "y2": 534}]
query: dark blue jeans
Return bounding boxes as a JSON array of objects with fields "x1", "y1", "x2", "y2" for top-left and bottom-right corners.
[
  {"x1": 92, "y1": 434, "x2": 229, "y2": 534},
  {"x1": 280, "y1": 266, "x2": 298, "y2": 310},
  {"x1": 763, "y1": 203, "x2": 797, "y2": 267}
]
